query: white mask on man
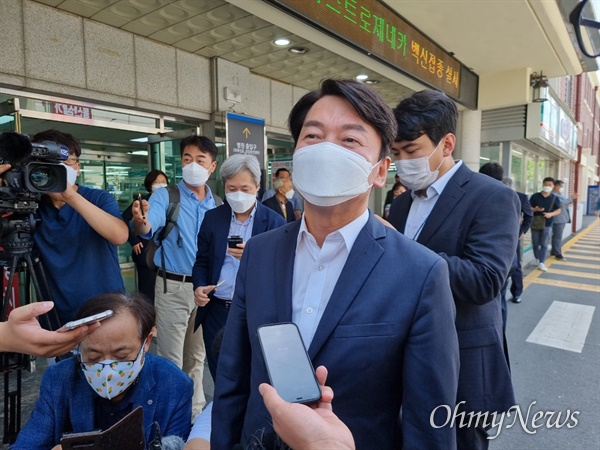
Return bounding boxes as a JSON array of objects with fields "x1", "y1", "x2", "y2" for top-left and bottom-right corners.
[
  {"x1": 284, "y1": 189, "x2": 295, "y2": 200},
  {"x1": 394, "y1": 139, "x2": 444, "y2": 192},
  {"x1": 61, "y1": 163, "x2": 78, "y2": 186},
  {"x1": 292, "y1": 142, "x2": 379, "y2": 207},
  {"x1": 542, "y1": 186, "x2": 553, "y2": 193},
  {"x1": 226, "y1": 191, "x2": 256, "y2": 214},
  {"x1": 182, "y1": 162, "x2": 210, "y2": 187}
]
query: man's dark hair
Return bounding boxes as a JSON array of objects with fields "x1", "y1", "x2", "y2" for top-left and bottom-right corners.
[
  {"x1": 144, "y1": 170, "x2": 168, "y2": 193},
  {"x1": 179, "y1": 135, "x2": 219, "y2": 162},
  {"x1": 479, "y1": 162, "x2": 504, "y2": 181},
  {"x1": 77, "y1": 292, "x2": 155, "y2": 340},
  {"x1": 288, "y1": 79, "x2": 397, "y2": 159},
  {"x1": 543, "y1": 177, "x2": 555, "y2": 184},
  {"x1": 555, "y1": 179, "x2": 564, "y2": 187},
  {"x1": 32, "y1": 129, "x2": 81, "y2": 157},
  {"x1": 393, "y1": 90, "x2": 457, "y2": 144},
  {"x1": 275, "y1": 168, "x2": 290, "y2": 178}
]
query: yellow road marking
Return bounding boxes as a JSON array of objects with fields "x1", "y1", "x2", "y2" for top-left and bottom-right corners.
[
  {"x1": 542, "y1": 269, "x2": 600, "y2": 280},
  {"x1": 530, "y1": 278, "x2": 600, "y2": 293}
]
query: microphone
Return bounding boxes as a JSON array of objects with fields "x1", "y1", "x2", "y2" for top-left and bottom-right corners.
[{"x1": 0, "y1": 131, "x2": 32, "y2": 164}]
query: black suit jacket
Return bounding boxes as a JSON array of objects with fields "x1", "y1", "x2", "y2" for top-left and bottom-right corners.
[
  {"x1": 517, "y1": 191, "x2": 533, "y2": 236},
  {"x1": 388, "y1": 162, "x2": 520, "y2": 414},
  {"x1": 262, "y1": 195, "x2": 295, "y2": 222},
  {"x1": 211, "y1": 213, "x2": 459, "y2": 449},
  {"x1": 192, "y1": 202, "x2": 286, "y2": 329}
]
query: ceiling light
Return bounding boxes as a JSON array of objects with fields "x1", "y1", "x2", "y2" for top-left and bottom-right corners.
[
  {"x1": 364, "y1": 79, "x2": 379, "y2": 85},
  {"x1": 273, "y1": 38, "x2": 291, "y2": 46},
  {"x1": 289, "y1": 47, "x2": 309, "y2": 55},
  {"x1": 356, "y1": 74, "x2": 369, "y2": 81}
]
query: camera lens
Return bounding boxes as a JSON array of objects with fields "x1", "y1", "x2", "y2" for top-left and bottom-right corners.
[{"x1": 29, "y1": 166, "x2": 58, "y2": 191}]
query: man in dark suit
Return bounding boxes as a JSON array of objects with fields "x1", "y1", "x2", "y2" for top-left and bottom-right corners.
[
  {"x1": 192, "y1": 154, "x2": 286, "y2": 379},
  {"x1": 388, "y1": 90, "x2": 520, "y2": 450},
  {"x1": 211, "y1": 79, "x2": 460, "y2": 449},
  {"x1": 502, "y1": 178, "x2": 533, "y2": 304},
  {"x1": 262, "y1": 178, "x2": 296, "y2": 223}
]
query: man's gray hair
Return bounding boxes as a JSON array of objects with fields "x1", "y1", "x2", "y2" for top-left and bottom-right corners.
[
  {"x1": 502, "y1": 177, "x2": 513, "y2": 188},
  {"x1": 220, "y1": 154, "x2": 261, "y2": 185}
]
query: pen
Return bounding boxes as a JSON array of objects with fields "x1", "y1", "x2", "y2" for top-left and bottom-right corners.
[
  {"x1": 210, "y1": 279, "x2": 226, "y2": 293},
  {"x1": 138, "y1": 193, "x2": 145, "y2": 220}
]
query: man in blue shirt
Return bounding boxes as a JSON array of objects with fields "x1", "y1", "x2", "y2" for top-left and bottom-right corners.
[
  {"x1": 32, "y1": 129, "x2": 128, "y2": 331},
  {"x1": 132, "y1": 135, "x2": 219, "y2": 420}
]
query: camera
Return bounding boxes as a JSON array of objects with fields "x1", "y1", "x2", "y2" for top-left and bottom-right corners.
[{"x1": 0, "y1": 131, "x2": 68, "y2": 212}]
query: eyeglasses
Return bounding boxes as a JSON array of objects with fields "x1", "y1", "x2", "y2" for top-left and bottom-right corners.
[
  {"x1": 79, "y1": 339, "x2": 145, "y2": 372},
  {"x1": 64, "y1": 158, "x2": 80, "y2": 167}
]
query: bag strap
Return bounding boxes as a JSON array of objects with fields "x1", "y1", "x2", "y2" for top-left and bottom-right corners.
[{"x1": 157, "y1": 185, "x2": 181, "y2": 293}]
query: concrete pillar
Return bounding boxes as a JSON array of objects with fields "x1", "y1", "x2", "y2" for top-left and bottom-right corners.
[{"x1": 457, "y1": 109, "x2": 482, "y2": 171}]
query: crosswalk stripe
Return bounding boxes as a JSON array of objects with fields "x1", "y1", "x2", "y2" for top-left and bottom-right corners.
[
  {"x1": 542, "y1": 269, "x2": 600, "y2": 280},
  {"x1": 530, "y1": 278, "x2": 600, "y2": 293},
  {"x1": 526, "y1": 301, "x2": 595, "y2": 353}
]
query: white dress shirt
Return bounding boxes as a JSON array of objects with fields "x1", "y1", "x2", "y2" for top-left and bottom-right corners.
[{"x1": 292, "y1": 209, "x2": 369, "y2": 347}]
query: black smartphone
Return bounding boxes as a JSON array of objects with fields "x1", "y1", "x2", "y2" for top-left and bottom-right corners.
[
  {"x1": 227, "y1": 235, "x2": 244, "y2": 248},
  {"x1": 257, "y1": 322, "x2": 321, "y2": 404}
]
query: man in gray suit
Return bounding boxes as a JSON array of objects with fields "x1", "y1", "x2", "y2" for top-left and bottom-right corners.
[
  {"x1": 551, "y1": 179, "x2": 575, "y2": 261},
  {"x1": 388, "y1": 90, "x2": 520, "y2": 450}
]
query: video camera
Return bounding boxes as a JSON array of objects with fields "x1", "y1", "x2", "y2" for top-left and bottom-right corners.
[{"x1": 0, "y1": 131, "x2": 68, "y2": 213}]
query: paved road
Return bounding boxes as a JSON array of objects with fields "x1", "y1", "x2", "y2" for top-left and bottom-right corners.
[{"x1": 490, "y1": 218, "x2": 600, "y2": 449}]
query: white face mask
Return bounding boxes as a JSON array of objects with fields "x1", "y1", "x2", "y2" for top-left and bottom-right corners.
[
  {"x1": 285, "y1": 188, "x2": 295, "y2": 200},
  {"x1": 226, "y1": 191, "x2": 256, "y2": 214},
  {"x1": 542, "y1": 186, "x2": 553, "y2": 193},
  {"x1": 80, "y1": 339, "x2": 147, "y2": 400},
  {"x1": 182, "y1": 162, "x2": 210, "y2": 187},
  {"x1": 394, "y1": 139, "x2": 445, "y2": 192},
  {"x1": 151, "y1": 183, "x2": 167, "y2": 193},
  {"x1": 292, "y1": 142, "x2": 378, "y2": 207},
  {"x1": 62, "y1": 163, "x2": 78, "y2": 186},
  {"x1": 559, "y1": 187, "x2": 564, "y2": 193}
]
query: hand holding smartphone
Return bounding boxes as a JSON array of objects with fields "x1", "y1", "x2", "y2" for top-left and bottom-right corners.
[
  {"x1": 57, "y1": 309, "x2": 113, "y2": 332},
  {"x1": 257, "y1": 322, "x2": 321, "y2": 404},
  {"x1": 227, "y1": 235, "x2": 244, "y2": 248}
]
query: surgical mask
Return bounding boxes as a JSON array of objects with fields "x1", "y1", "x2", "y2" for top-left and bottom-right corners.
[
  {"x1": 80, "y1": 339, "x2": 147, "y2": 400},
  {"x1": 226, "y1": 191, "x2": 256, "y2": 213},
  {"x1": 62, "y1": 163, "x2": 78, "y2": 186},
  {"x1": 284, "y1": 189, "x2": 295, "y2": 200},
  {"x1": 542, "y1": 186, "x2": 553, "y2": 193},
  {"x1": 394, "y1": 139, "x2": 445, "y2": 192},
  {"x1": 292, "y1": 142, "x2": 378, "y2": 207},
  {"x1": 151, "y1": 183, "x2": 167, "y2": 193},
  {"x1": 559, "y1": 187, "x2": 564, "y2": 193},
  {"x1": 182, "y1": 162, "x2": 210, "y2": 187}
]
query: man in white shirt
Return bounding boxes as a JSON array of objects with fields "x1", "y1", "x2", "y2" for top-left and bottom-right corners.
[{"x1": 211, "y1": 79, "x2": 459, "y2": 450}]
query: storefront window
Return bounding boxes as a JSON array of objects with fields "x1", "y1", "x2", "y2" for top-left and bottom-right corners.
[
  {"x1": 480, "y1": 144, "x2": 501, "y2": 166},
  {"x1": 526, "y1": 157, "x2": 537, "y2": 194},
  {"x1": 510, "y1": 147, "x2": 524, "y2": 192}
]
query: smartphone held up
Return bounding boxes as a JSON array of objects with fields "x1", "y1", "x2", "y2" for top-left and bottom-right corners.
[
  {"x1": 57, "y1": 309, "x2": 113, "y2": 332},
  {"x1": 257, "y1": 322, "x2": 321, "y2": 404}
]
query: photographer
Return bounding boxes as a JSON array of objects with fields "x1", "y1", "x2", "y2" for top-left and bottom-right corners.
[{"x1": 30, "y1": 129, "x2": 128, "y2": 330}]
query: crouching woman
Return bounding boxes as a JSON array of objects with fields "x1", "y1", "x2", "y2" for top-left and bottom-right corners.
[{"x1": 12, "y1": 292, "x2": 193, "y2": 449}]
